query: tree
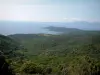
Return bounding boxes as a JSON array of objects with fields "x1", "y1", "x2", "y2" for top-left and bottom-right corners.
[{"x1": 0, "y1": 54, "x2": 15, "y2": 75}]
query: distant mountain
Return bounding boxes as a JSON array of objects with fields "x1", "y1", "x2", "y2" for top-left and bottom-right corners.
[
  {"x1": 45, "y1": 26, "x2": 84, "y2": 33},
  {"x1": 8, "y1": 27, "x2": 100, "y2": 41},
  {"x1": 0, "y1": 21, "x2": 100, "y2": 35},
  {"x1": 45, "y1": 26, "x2": 100, "y2": 35}
]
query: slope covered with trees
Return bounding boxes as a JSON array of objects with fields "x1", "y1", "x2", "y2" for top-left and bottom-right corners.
[
  {"x1": 6, "y1": 27, "x2": 100, "y2": 75},
  {"x1": 1, "y1": 27, "x2": 100, "y2": 75},
  {"x1": 0, "y1": 34, "x2": 21, "y2": 58},
  {"x1": 0, "y1": 34, "x2": 22, "y2": 75}
]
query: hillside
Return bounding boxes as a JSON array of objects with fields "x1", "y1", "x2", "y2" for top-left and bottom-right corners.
[
  {"x1": 3, "y1": 27, "x2": 100, "y2": 75},
  {"x1": 0, "y1": 34, "x2": 21, "y2": 57},
  {"x1": 8, "y1": 28, "x2": 100, "y2": 58}
]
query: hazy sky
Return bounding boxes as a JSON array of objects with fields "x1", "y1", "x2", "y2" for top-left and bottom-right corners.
[{"x1": 0, "y1": 0, "x2": 100, "y2": 22}]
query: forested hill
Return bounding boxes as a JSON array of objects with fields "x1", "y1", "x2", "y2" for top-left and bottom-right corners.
[
  {"x1": 0, "y1": 34, "x2": 21, "y2": 58},
  {"x1": 1, "y1": 27, "x2": 100, "y2": 75}
]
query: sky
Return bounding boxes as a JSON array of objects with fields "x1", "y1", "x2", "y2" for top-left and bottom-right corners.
[{"x1": 0, "y1": 0, "x2": 100, "y2": 22}]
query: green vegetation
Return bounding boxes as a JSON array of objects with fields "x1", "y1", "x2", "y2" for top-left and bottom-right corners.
[{"x1": 1, "y1": 29, "x2": 100, "y2": 75}]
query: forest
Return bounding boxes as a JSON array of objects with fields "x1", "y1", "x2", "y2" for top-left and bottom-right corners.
[{"x1": 0, "y1": 27, "x2": 100, "y2": 75}]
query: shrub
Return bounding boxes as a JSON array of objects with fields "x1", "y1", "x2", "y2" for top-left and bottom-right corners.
[{"x1": 20, "y1": 61, "x2": 43, "y2": 74}]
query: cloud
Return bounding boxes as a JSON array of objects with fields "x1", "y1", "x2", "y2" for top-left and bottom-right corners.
[
  {"x1": 0, "y1": 0, "x2": 45, "y2": 5},
  {"x1": 63, "y1": 18, "x2": 100, "y2": 22},
  {"x1": 63, "y1": 18, "x2": 83, "y2": 22}
]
